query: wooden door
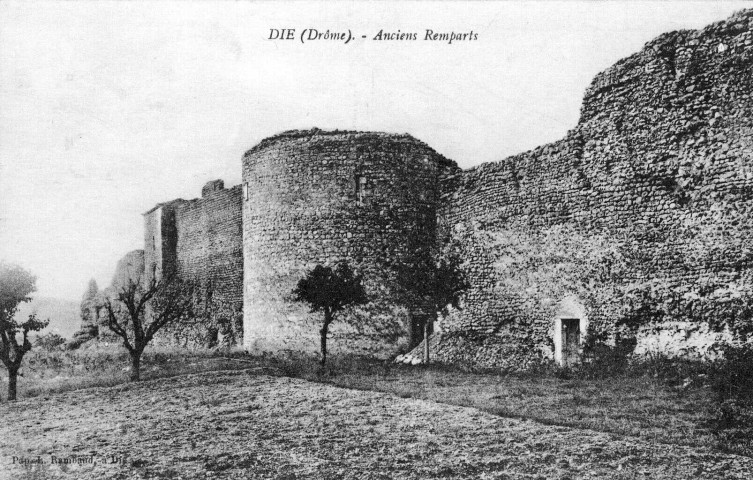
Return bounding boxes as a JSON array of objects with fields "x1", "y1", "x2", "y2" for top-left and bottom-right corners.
[{"x1": 562, "y1": 318, "x2": 580, "y2": 366}]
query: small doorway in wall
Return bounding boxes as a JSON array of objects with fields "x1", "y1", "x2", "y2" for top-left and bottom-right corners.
[
  {"x1": 408, "y1": 314, "x2": 433, "y2": 350},
  {"x1": 561, "y1": 318, "x2": 581, "y2": 367}
]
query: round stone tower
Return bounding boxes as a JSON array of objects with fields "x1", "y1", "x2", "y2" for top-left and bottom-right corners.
[{"x1": 242, "y1": 128, "x2": 458, "y2": 357}]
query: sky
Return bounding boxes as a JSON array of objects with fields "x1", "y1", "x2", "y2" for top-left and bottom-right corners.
[{"x1": 0, "y1": 0, "x2": 750, "y2": 301}]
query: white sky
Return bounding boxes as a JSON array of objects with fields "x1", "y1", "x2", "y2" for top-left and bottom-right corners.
[{"x1": 1, "y1": 1, "x2": 750, "y2": 301}]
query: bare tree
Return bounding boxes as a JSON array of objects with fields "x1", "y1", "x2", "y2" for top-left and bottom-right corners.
[
  {"x1": 0, "y1": 261, "x2": 49, "y2": 401},
  {"x1": 103, "y1": 275, "x2": 194, "y2": 381}
]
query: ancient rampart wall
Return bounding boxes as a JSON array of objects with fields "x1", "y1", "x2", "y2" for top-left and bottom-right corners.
[
  {"x1": 242, "y1": 129, "x2": 459, "y2": 357},
  {"x1": 431, "y1": 9, "x2": 753, "y2": 367},
  {"x1": 172, "y1": 182, "x2": 243, "y2": 308},
  {"x1": 143, "y1": 180, "x2": 243, "y2": 345},
  {"x1": 143, "y1": 206, "x2": 167, "y2": 282},
  {"x1": 134, "y1": 10, "x2": 752, "y2": 365}
]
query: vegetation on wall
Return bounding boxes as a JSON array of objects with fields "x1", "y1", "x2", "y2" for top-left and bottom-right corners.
[
  {"x1": 392, "y1": 235, "x2": 469, "y2": 358},
  {"x1": 161, "y1": 280, "x2": 243, "y2": 349},
  {"x1": 444, "y1": 209, "x2": 753, "y2": 366},
  {"x1": 623, "y1": 205, "x2": 753, "y2": 342}
]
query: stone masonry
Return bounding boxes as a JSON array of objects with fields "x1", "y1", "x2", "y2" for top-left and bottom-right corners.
[
  {"x1": 241, "y1": 129, "x2": 458, "y2": 356},
  {"x1": 143, "y1": 180, "x2": 243, "y2": 345},
  {"x1": 427, "y1": 9, "x2": 753, "y2": 367},
  {"x1": 135, "y1": 10, "x2": 752, "y2": 364}
]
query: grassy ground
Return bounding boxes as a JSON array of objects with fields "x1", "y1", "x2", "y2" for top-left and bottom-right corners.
[
  {"x1": 3, "y1": 344, "x2": 741, "y2": 458},
  {"x1": 266, "y1": 354, "x2": 719, "y2": 453},
  {"x1": 3, "y1": 370, "x2": 752, "y2": 479},
  {"x1": 6, "y1": 344, "x2": 253, "y2": 399}
]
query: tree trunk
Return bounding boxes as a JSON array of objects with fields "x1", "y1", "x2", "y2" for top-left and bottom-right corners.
[
  {"x1": 130, "y1": 352, "x2": 141, "y2": 382},
  {"x1": 409, "y1": 312, "x2": 422, "y2": 349},
  {"x1": 320, "y1": 312, "x2": 331, "y2": 366},
  {"x1": 8, "y1": 366, "x2": 18, "y2": 401}
]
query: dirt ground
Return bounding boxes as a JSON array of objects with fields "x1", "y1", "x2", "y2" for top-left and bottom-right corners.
[{"x1": 1, "y1": 369, "x2": 751, "y2": 479}]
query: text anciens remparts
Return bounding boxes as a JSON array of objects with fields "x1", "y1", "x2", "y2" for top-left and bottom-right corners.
[{"x1": 268, "y1": 28, "x2": 479, "y2": 45}]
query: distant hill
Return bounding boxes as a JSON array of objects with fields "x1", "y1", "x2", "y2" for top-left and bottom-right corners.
[{"x1": 14, "y1": 297, "x2": 80, "y2": 339}]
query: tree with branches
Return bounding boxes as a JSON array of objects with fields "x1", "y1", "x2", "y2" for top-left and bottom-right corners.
[
  {"x1": 0, "y1": 261, "x2": 49, "y2": 401},
  {"x1": 104, "y1": 275, "x2": 195, "y2": 381},
  {"x1": 292, "y1": 262, "x2": 368, "y2": 366},
  {"x1": 393, "y1": 242, "x2": 469, "y2": 362}
]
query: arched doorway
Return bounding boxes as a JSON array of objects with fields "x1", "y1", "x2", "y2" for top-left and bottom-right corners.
[{"x1": 553, "y1": 296, "x2": 588, "y2": 367}]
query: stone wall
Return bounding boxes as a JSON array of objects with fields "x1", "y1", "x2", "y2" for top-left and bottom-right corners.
[
  {"x1": 143, "y1": 181, "x2": 243, "y2": 345},
  {"x1": 242, "y1": 129, "x2": 459, "y2": 357},
  {"x1": 429, "y1": 9, "x2": 753, "y2": 366},
  {"x1": 134, "y1": 10, "x2": 752, "y2": 365},
  {"x1": 172, "y1": 181, "x2": 243, "y2": 309},
  {"x1": 143, "y1": 207, "x2": 167, "y2": 282}
]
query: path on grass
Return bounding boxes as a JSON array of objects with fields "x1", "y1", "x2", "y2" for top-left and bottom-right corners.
[{"x1": 1, "y1": 369, "x2": 751, "y2": 479}]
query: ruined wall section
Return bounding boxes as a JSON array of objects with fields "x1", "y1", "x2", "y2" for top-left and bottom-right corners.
[
  {"x1": 144, "y1": 200, "x2": 184, "y2": 286},
  {"x1": 243, "y1": 129, "x2": 459, "y2": 357},
  {"x1": 435, "y1": 9, "x2": 753, "y2": 366},
  {"x1": 144, "y1": 206, "x2": 166, "y2": 284},
  {"x1": 143, "y1": 181, "x2": 243, "y2": 345}
]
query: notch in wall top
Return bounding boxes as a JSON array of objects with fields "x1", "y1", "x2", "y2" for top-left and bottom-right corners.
[{"x1": 202, "y1": 179, "x2": 225, "y2": 197}]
